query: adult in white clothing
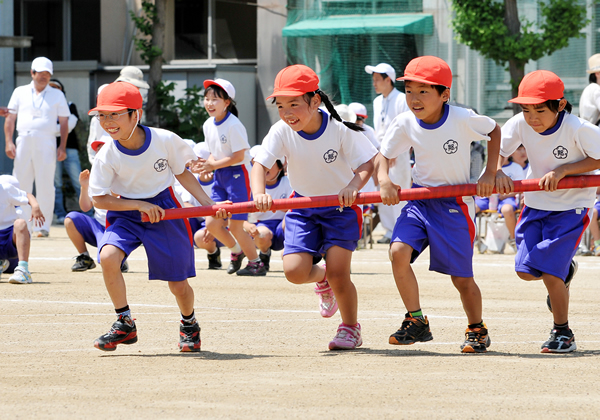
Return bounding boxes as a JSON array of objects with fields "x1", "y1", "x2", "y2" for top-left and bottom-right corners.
[
  {"x1": 4, "y1": 57, "x2": 70, "y2": 237},
  {"x1": 579, "y1": 53, "x2": 600, "y2": 125}
]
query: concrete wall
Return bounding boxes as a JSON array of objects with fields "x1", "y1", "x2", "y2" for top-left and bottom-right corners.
[{"x1": 1, "y1": 0, "x2": 16, "y2": 174}]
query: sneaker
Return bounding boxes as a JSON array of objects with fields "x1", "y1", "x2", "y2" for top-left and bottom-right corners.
[
  {"x1": 460, "y1": 323, "x2": 491, "y2": 353},
  {"x1": 541, "y1": 328, "x2": 576, "y2": 353},
  {"x1": 507, "y1": 238, "x2": 517, "y2": 253},
  {"x1": 329, "y1": 323, "x2": 362, "y2": 350},
  {"x1": 594, "y1": 240, "x2": 600, "y2": 256},
  {"x1": 259, "y1": 251, "x2": 271, "y2": 272},
  {"x1": 94, "y1": 315, "x2": 137, "y2": 351},
  {"x1": 207, "y1": 247, "x2": 222, "y2": 270},
  {"x1": 389, "y1": 314, "x2": 433, "y2": 345},
  {"x1": 35, "y1": 230, "x2": 49, "y2": 238},
  {"x1": 314, "y1": 272, "x2": 338, "y2": 318},
  {"x1": 71, "y1": 254, "x2": 96, "y2": 271},
  {"x1": 0, "y1": 259, "x2": 9, "y2": 273},
  {"x1": 377, "y1": 236, "x2": 391, "y2": 244},
  {"x1": 236, "y1": 260, "x2": 267, "y2": 276},
  {"x1": 120, "y1": 260, "x2": 129, "y2": 273},
  {"x1": 178, "y1": 321, "x2": 201, "y2": 352},
  {"x1": 227, "y1": 251, "x2": 245, "y2": 274},
  {"x1": 547, "y1": 260, "x2": 578, "y2": 313},
  {"x1": 8, "y1": 266, "x2": 32, "y2": 284}
]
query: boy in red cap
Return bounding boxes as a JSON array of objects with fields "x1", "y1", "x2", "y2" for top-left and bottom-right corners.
[
  {"x1": 499, "y1": 70, "x2": 600, "y2": 353},
  {"x1": 87, "y1": 82, "x2": 227, "y2": 352},
  {"x1": 251, "y1": 64, "x2": 378, "y2": 350},
  {"x1": 377, "y1": 55, "x2": 503, "y2": 353}
]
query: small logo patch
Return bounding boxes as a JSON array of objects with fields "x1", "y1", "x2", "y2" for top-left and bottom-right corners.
[
  {"x1": 154, "y1": 159, "x2": 168, "y2": 172},
  {"x1": 443, "y1": 139, "x2": 458, "y2": 154},
  {"x1": 233, "y1": 174, "x2": 241, "y2": 179},
  {"x1": 449, "y1": 209, "x2": 459, "y2": 213},
  {"x1": 323, "y1": 149, "x2": 338, "y2": 163},
  {"x1": 220, "y1": 134, "x2": 227, "y2": 144},
  {"x1": 553, "y1": 145, "x2": 568, "y2": 159}
]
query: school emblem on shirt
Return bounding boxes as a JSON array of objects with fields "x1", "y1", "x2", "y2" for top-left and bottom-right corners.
[
  {"x1": 553, "y1": 145, "x2": 568, "y2": 159},
  {"x1": 443, "y1": 139, "x2": 458, "y2": 154},
  {"x1": 154, "y1": 159, "x2": 168, "y2": 172},
  {"x1": 323, "y1": 149, "x2": 338, "y2": 163},
  {"x1": 220, "y1": 134, "x2": 227, "y2": 144}
]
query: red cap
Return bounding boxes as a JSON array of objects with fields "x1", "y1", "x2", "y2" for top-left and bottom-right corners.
[
  {"x1": 266, "y1": 65, "x2": 319, "y2": 100},
  {"x1": 88, "y1": 82, "x2": 143, "y2": 115},
  {"x1": 508, "y1": 70, "x2": 564, "y2": 104},
  {"x1": 397, "y1": 56, "x2": 452, "y2": 88},
  {"x1": 91, "y1": 139, "x2": 107, "y2": 152}
]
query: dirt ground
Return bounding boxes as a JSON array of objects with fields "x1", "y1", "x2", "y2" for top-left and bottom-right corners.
[{"x1": 1, "y1": 225, "x2": 600, "y2": 419}]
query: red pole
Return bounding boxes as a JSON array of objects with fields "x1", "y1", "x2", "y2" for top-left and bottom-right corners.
[{"x1": 141, "y1": 175, "x2": 600, "y2": 222}]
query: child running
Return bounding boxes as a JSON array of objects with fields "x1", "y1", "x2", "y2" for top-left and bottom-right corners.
[
  {"x1": 193, "y1": 79, "x2": 265, "y2": 276},
  {"x1": 377, "y1": 56, "x2": 502, "y2": 353},
  {"x1": 88, "y1": 82, "x2": 226, "y2": 352},
  {"x1": 498, "y1": 70, "x2": 600, "y2": 353},
  {"x1": 252, "y1": 64, "x2": 378, "y2": 350}
]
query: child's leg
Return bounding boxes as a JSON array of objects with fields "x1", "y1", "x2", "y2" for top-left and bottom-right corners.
[
  {"x1": 253, "y1": 226, "x2": 273, "y2": 253},
  {"x1": 205, "y1": 216, "x2": 236, "y2": 248},
  {"x1": 543, "y1": 273, "x2": 569, "y2": 325},
  {"x1": 282, "y1": 252, "x2": 326, "y2": 285},
  {"x1": 590, "y1": 208, "x2": 600, "y2": 243},
  {"x1": 501, "y1": 203, "x2": 517, "y2": 240},
  {"x1": 389, "y1": 242, "x2": 421, "y2": 312},
  {"x1": 450, "y1": 276, "x2": 483, "y2": 325},
  {"x1": 323, "y1": 246, "x2": 357, "y2": 325},
  {"x1": 168, "y1": 279, "x2": 195, "y2": 317},
  {"x1": 12, "y1": 219, "x2": 30, "y2": 262},
  {"x1": 194, "y1": 228, "x2": 218, "y2": 253},
  {"x1": 169, "y1": 279, "x2": 201, "y2": 352},
  {"x1": 228, "y1": 219, "x2": 258, "y2": 260},
  {"x1": 99, "y1": 245, "x2": 128, "y2": 309},
  {"x1": 65, "y1": 216, "x2": 88, "y2": 254}
]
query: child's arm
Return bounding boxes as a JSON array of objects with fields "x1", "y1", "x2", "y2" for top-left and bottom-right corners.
[
  {"x1": 26, "y1": 193, "x2": 45, "y2": 227},
  {"x1": 175, "y1": 170, "x2": 230, "y2": 219},
  {"x1": 243, "y1": 220, "x2": 259, "y2": 238},
  {"x1": 93, "y1": 195, "x2": 165, "y2": 224},
  {"x1": 540, "y1": 157, "x2": 600, "y2": 192},
  {"x1": 78, "y1": 170, "x2": 93, "y2": 213},
  {"x1": 251, "y1": 161, "x2": 272, "y2": 212},
  {"x1": 479, "y1": 124, "x2": 508, "y2": 197},
  {"x1": 192, "y1": 149, "x2": 246, "y2": 174},
  {"x1": 375, "y1": 152, "x2": 400, "y2": 206},
  {"x1": 339, "y1": 158, "x2": 374, "y2": 207}
]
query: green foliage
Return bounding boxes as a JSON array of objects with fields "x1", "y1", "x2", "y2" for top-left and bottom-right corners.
[
  {"x1": 451, "y1": 0, "x2": 590, "y2": 68},
  {"x1": 129, "y1": 0, "x2": 162, "y2": 65},
  {"x1": 155, "y1": 81, "x2": 209, "y2": 142}
]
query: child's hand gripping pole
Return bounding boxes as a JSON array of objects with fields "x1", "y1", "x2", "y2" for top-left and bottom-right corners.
[{"x1": 141, "y1": 175, "x2": 600, "y2": 222}]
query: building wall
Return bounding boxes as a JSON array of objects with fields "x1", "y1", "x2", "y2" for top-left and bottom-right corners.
[{"x1": 0, "y1": 0, "x2": 16, "y2": 174}]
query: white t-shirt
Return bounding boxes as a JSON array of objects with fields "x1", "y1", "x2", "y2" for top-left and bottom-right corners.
[
  {"x1": 361, "y1": 123, "x2": 379, "y2": 149},
  {"x1": 500, "y1": 161, "x2": 525, "y2": 181},
  {"x1": 579, "y1": 83, "x2": 600, "y2": 125},
  {"x1": 381, "y1": 104, "x2": 496, "y2": 187},
  {"x1": 0, "y1": 182, "x2": 29, "y2": 230},
  {"x1": 7, "y1": 82, "x2": 70, "y2": 137},
  {"x1": 501, "y1": 111, "x2": 600, "y2": 211},
  {"x1": 257, "y1": 176, "x2": 293, "y2": 221},
  {"x1": 256, "y1": 111, "x2": 378, "y2": 197},
  {"x1": 174, "y1": 173, "x2": 213, "y2": 207},
  {"x1": 373, "y1": 88, "x2": 409, "y2": 142},
  {"x1": 87, "y1": 117, "x2": 112, "y2": 164},
  {"x1": 203, "y1": 112, "x2": 250, "y2": 166},
  {"x1": 89, "y1": 125, "x2": 196, "y2": 199}
]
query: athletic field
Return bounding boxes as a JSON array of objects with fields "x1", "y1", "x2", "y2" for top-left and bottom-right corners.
[{"x1": 1, "y1": 226, "x2": 599, "y2": 418}]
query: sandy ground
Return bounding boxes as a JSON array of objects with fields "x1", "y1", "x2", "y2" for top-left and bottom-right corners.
[{"x1": 1, "y1": 226, "x2": 600, "y2": 419}]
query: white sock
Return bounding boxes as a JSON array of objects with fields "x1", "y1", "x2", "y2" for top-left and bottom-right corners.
[{"x1": 229, "y1": 242, "x2": 242, "y2": 254}]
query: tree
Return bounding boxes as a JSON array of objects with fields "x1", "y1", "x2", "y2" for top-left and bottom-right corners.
[{"x1": 451, "y1": 0, "x2": 590, "y2": 113}]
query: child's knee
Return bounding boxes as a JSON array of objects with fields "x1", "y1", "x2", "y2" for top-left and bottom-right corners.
[
  {"x1": 13, "y1": 218, "x2": 27, "y2": 233},
  {"x1": 517, "y1": 271, "x2": 538, "y2": 281},
  {"x1": 169, "y1": 280, "x2": 191, "y2": 296},
  {"x1": 99, "y1": 246, "x2": 125, "y2": 266},
  {"x1": 389, "y1": 242, "x2": 411, "y2": 263}
]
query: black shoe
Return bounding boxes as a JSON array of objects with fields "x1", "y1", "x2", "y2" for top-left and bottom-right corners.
[
  {"x1": 179, "y1": 321, "x2": 201, "y2": 352},
  {"x1": 71, "y1": 254, "x2": 96, "y2": 272},
  {"x1": 460, "y1": 323, "x2": 491, "y2": 353},
  {"x1": 208, "y1": 247, "x2": 222, "y2": 270},
  {"x1": 547, "y1": 260, "x2": 578, "y2": 312},
  {"x1": 227, "y1": 251, "x2": 245, "y2": 274},
  {"x1": 94, "y1": 315, "x2": 137, "y2": 351},
  {"x1": 236, "y1": 261, "x2": 267, "y2": 276},
  {"x1": 377, "y1": 236, "x2": 391, "y2": 244},
  {"x1": 259, "y1": 251, "x2": 270, "y2": 272},
  {"x1": 389, "y1": 314, "x2": 433, "y2": 345},
  {"x1": 541, "y1": 328, "x2": 576, "y2": 353},
  {"x1": 120, "y1": 260, "x2": 129, "y2": 273}
]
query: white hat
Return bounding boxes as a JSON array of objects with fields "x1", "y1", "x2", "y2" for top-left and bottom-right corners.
[
  {"x1": 364, "y1": 63, "x2": 396, "y2": 82},
  {"x1": 250, "y1": 144, "x2": 284, "y2": 163},
  {"x1": 31, "y1": 57, "x2": 53, "y2": 75},
  {"x1": 334, "y1": 104, "x2": 357, "y2": 123},
  {"x1": 115, "y1": 66, "x2": 149, "y2": 89},
  {"x1": 193, "y1": 142, "x2": 211, "y2": 160},
  {"x1": 0, "y1": 175, "x2": 20, "y2": 189},
  {"x1": 587, "y1": 54, "x2": 600, "y2": 74},
  {"x1": 348, "y1": 102, "x2": 368, "y2": 119},
  {"x1": 203, "y1": 79, "x2": 236, "y2": 100},
  {"x1": 97, "y1": 83, "x2": 109, "y2": 95}
]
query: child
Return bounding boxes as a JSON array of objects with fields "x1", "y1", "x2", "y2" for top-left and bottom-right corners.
[
  {"x1": 0, "y1": 175, "x2": 44, "y2": 284},
  {"x1": 499, "y1": 70, "x2": 600, "y2": 353},
  {"x1": 591, "y1": 184, "x2": 600, "y2": 256},
  {"x1": 87, "y1": 82, "x2": 227, "y2": 352},
  {"x1": 252, "y1": 64, "x2": 378, "y2": 350},
  {"x1": 245, "y1": 145, "x2": 292, "y2": 271},
  {"x1": 192, "y1": 79, "x2": 265, "y2": 276},
  {"x1": 65, "y1": 138, "x2": 128, "y2": 273},
  {"x1": 377, "y1": 56, "x2": 502, "y2": 353}
]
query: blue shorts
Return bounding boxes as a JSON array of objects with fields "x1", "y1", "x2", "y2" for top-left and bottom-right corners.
[
  {"x1": 391, "y1": 195, "x2": 476, "y2": 278},
  {"x1": 99, "y1": 188, "x2": 195, "y2": 282},
  {"x1": 257, "y1": 218, "x2": 285, "y2": 251},
  {"x1": 515, "y1": 206, "x2": 591, "y2": 281},
  {"x1": 0, "y1": 226, "x2": 18, "y2": 260},
  {"x1": 498, "y1": 197, "x2": 518, "y2": 212},
  {"x1": 66, "y1": 211, "x2": 105, "y2": 248},
  {"x1": 212, "y1": 165, "x2": 251, "y2": 221},
  {"x1": 283, "y1": 198, "x2": 362, "y2": 257},
  {"x1": 475, "y1": 197, "x2": 489, "y2": 212},
  {"x1": 475, "y1": 197, "x2": 518, "y2": 214},
  {"x1": 594, "y1": 201, "x2": 600, "y2": 214}
]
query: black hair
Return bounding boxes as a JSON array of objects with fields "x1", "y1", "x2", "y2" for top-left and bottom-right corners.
[
  {"x1": 49, "y1": 78, "x2": 65, "y2": 95},
  {"x1": 432, "y1": 85, "x2": 448, "y2": 96},
  {"x1": 275, "y1": 159, "x2": 285, "y2": 181},
  {"x1": 205, "y1": 84, "x2": 238, "y2": 117},
  {"x1": 590, "y1": 73, "x2": 597, "y2": 84},
  {"x1": 377, "y1": 72, "x2": 395, "y2": 87},
  {"x1": 539, "y1": 99, "x2": 572, "y2": 114},
  {"x1": 309, "y1": 90, "x2": 364, "y2": 132}
]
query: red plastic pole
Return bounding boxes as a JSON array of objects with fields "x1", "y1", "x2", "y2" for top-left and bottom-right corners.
[{"x1": 141, "y1": 175, "x2": 600, "y2": 222}]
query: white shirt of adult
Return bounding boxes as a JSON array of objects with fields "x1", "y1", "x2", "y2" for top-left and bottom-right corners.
[
  {"x1": 256, "y1": 111, "x2": 378, "y2": 197},
  {"x1": 373, "y1": 87, "x2": 409, "y2": 143},
  {"x1": 578, "y1": 82, "x2": 600, "y2": 125},
  {"x1": 89, "y1": 125, "x2": 196, "y2": 199},
  {"x1": 203, "y1": 112, "x2": 251, "y2": 166},
  {"x1": 501, "y1": 111, "x2": 600, "y2": 211}
]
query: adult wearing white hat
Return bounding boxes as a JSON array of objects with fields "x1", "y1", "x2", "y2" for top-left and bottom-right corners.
[
  {"x1": 579, "y1": 53, "x2": 600, "y2": 125},
  {"x1": 364, "y1": 63, "x2": 411, "y2": 243},
  {"x1": 4, "y1": 57, "x2": 70, "y2": 237},
  {"x1": 115, "y1": 66, "x2": 150, "y2": 89}
]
